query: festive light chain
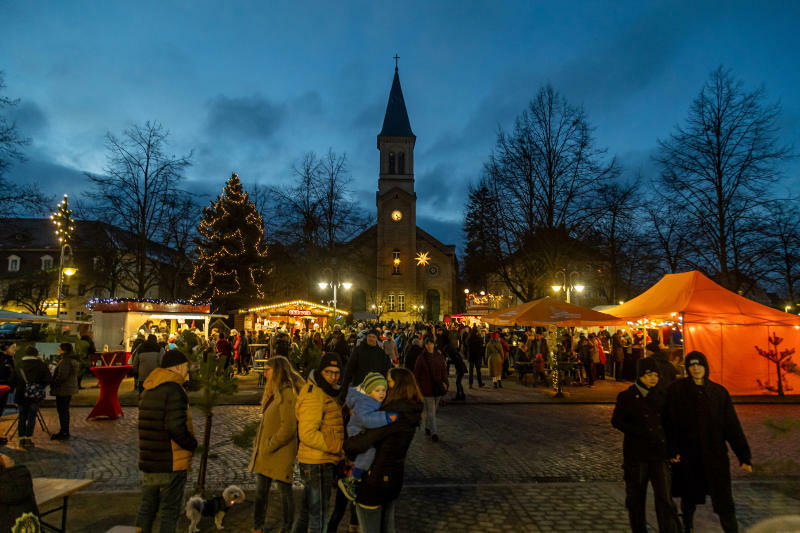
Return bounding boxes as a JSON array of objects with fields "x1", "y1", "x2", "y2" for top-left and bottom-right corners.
[
  {"x1": 244, "y1": 299, "x2": 348, "y2": 315},
  {"x1": 50, "y1": 194, "x2": 75, "y2": 244},
  {"x1": 86, "y1": 297, "x2": 210, "y2": 308}
]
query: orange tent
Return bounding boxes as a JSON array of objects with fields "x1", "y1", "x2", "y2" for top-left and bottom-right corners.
[
  {"x1": 605, "y1": 271, "x2": 800, "y2": 395},
  {"x1": 484, "y1": 296, "x2": 625, "y2": 327}
]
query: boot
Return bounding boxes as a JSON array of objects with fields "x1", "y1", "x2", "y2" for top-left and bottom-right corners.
[{"x1": 498, "y1": 381, "x2": 503, "y2": 388}]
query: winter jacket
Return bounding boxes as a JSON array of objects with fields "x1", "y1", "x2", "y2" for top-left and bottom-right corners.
[
  {"x1": 650, "y1": 350, "x2": 678, "y2": 390},
  {"x1": 0, "y1": 352, "x2": 16, "y2": 391},
  {"x1": 249, "y1": 383, "x2": 299, "y2": 484},
  {"x1": 413, "y1": 350, "x2": 447, "y2": 398},
  {"x1": 16, "y1": 356, "x2": 52, "y2": 406},
  {"x1": 345, "y1": 386, "x2": 396, "y2": 438},
  {"x1": 383, "y1": 337, "x2": 399, "y2": 363},
  {"x1": 611, "y1": 384, "x2": 669, "y2": 463},
  {"x1": 343, "y1": 398, "x2": 422, "y2": 507},
  {"x1": 403, "y1": 343, "x2": 424, "y2": 372},
  {"x1": 131, "y1": 345, "x2": 163, "y2": 387},
  {"x1": 486, "y1": 340, "x2": 504, "y2": 378},
  {"x1": 295, "y1": 370, "x2": 344, "y2": 465},
  {"x1": 341, "y1": 341, "x2": 392, "y2": 391},
  {"x1": 663, "y1": 353, "x2": 750, "y2": 511},
  {"x1": 467, "y1": 333, "x2": 484, "y2": 363},
  {"x1": 137, "y1": 368, "x2": 197, "y2": 473},
  {"x1": 50, "y1": 352, "x2": 80, "y2": 397}
]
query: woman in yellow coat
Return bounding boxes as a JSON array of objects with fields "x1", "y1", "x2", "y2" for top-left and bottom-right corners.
[
  {"x1": 249, "y1": 356, "x2": 305, "y2": 533},
  {"x1": 486, "y1": 332, "x2": 505, "y2": 388}
]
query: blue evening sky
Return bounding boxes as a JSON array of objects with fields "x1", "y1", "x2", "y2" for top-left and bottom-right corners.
[{"x1": 2, "y1": 1, "x2": 798, "y2": 250}]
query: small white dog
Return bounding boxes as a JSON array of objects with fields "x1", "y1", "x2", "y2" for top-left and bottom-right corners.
[{"x1": 185, "y1": 485, "x2": 245, "y2": 531}]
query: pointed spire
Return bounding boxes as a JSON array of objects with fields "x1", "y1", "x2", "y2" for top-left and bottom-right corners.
[{"x1": 379, "y1": 66, "x2": 414, "y2": 137}]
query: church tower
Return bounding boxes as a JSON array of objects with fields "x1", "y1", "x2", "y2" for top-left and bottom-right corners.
[{"x1": 376, "y1": 65, "x2": 417, "y2": 320}]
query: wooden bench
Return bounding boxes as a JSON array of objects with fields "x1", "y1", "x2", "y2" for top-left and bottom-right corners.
[{"x1": 34, "y1": 477, "x2": 93, "y2": 533}]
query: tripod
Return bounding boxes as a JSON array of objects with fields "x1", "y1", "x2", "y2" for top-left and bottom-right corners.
[{"x1": 2, "y1": 403, "x2": 52, "y2": 441}]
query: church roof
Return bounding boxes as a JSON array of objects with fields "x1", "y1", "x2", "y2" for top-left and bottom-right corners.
[{"x1": 379, "y1": 68, "x2": 414, "y2": 138}]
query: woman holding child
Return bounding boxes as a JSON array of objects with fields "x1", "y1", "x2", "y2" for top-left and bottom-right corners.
[{"x1": 343, "y1": 367, "x2": 423, "y2": 533}]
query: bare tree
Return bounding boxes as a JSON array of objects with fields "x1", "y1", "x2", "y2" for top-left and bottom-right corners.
[
  {"x1": 0, "y1": 71, "x2": 49, "y2": 214},
  {"x1": 767, "y1": 203, "x2": 800, "y2": 304},
  {"x1": 158, "y1": 195, "x2": 201, "y2": 299},
  {"x1": 86, "y1": 121, "x2": 192, "y2": 298},
  {"x1": 1, "y1": 269, "x2": 56, "y2": 315},
  {"x1": 655, "y1": 67, "x2": 793, "y2": 291}
]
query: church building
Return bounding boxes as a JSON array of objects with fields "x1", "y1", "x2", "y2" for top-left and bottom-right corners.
[{"x1": 347, "y1": 66, "x2": 457, "y2": 322}]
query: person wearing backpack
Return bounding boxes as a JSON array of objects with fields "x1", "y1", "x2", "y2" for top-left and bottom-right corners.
[{"x1": 16, "y1": 346, "x2": 51, "y2": 450}]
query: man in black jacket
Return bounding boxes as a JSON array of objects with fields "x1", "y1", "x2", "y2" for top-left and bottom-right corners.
[
  {"x1": 612, "y1": 358, "x2": 681, "y2": 533},
  {"x1": 136, "y1": 349, "x2": 197, "y2": 533},
  {"x1": 466, "y1": 328, "x2": 485, "y2": 388},
  {"x1": 340, "y1": 329, "x2": 392, "y2": 395},
  {"x1": 664, "y1": 351, "x2": 751, "y2": 533}
]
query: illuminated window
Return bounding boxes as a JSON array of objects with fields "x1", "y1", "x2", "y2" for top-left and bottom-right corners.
[
  {"x1": 392, "y1": 249, "x2": 400, "y2": 275},
  {"x1": 388, "y1": 152, "x2": 395, "y2": 173},
  {"x1": 398, "y1": 294, "x2": 405, "y2": 311},
  {"x1": 398, "y1": 152, "x2": 405, "y2": 174},
  {"x1": 388, "y1": 294, "x2": 395, "y2": 312}
]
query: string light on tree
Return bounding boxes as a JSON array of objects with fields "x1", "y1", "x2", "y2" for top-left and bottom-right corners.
[{"x1": 50, "y1": 194, "x2": 74, "y2": 244}]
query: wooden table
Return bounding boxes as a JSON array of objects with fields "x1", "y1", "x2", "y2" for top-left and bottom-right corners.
[{"x1": 34, "y1": 477, "x2": 93, "y2": 533}]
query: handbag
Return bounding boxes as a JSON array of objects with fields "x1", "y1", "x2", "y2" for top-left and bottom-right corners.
[
  {"x1": 426, "y1": 353, "x2": 449, "y2": 397},
  {"x1": 18, "y1": 368, "x2": 46, "y2": 403}
]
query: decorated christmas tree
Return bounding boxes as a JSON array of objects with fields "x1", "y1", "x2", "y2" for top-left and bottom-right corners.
[{"x1": 190, "y1": 173, "x2": 270, "y2": 312}]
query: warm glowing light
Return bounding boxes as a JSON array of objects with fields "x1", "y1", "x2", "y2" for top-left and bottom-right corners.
[
  {"x1": 619, "y1": 301, "x2": 624, "y2": 305},
  {"x1": 414, "y1": 251, "x2": 431, "y2": 267},
  {"x1": 464, "y1": 288, "x2": 470, "y2": 294},
  {"x1": 318, "y1": 282, "x2": 328, "y2": 289},
  {"x1": 480, "y1": 291, "x2": 485, "y2": 296},
  {"x1": 551, "y1": 285, "x2": 562, "y2": 292},
  {"x1": 393, "y1": 258, "x2": 401, "y2": 266},
  {"x1": 62, "y1": 267, "x2": 77, "y2": 277},
  {"x1": 574, "y1": 284, "x2": 585, "y2": 292},
  {"x1": 342, "y1": 282, "x2": 352, "y2": 290}
]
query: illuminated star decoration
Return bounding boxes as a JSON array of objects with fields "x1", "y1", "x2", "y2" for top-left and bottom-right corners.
[{"x1": 414, "y1": 251, "x2": 431, "y2": 267}]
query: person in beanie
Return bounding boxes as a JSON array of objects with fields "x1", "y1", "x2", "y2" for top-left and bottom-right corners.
[
  {"x1": 612, "y1": 358, "x2": 681, "y2": 533},
  {"x1": 16, "y1": 346, "x2": 51, "y2": 449},
  {"x1": 664, "y1": 351, "x2": 751, "y2": 533},
  {"x1": 294, "y1": 352, "x2": 345, "y2": 533},
  {"x1": 136, "y1": 349, "x2": 197, "y2": 533},
  {"x1": 338, "y1": 372, "x2": 399, "y2": 501},
  {"x1": 413, "y1": 335, "x2": 447, "y2": 442},
  {"x1": 340, "y1": 328, "x2": 392, "y2": 396}
]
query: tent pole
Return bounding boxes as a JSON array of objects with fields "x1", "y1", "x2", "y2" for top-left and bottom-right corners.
[{"x1": 681, "y1": 312, "x2": 686, "y2": 377}]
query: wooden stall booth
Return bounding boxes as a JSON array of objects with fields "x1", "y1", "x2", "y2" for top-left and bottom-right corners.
[{"x1": 241, "y1": 299, "x2": 348, "y2": 334}]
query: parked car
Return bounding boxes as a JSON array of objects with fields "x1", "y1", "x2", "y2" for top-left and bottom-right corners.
[{"x1": 0, "y1": 322, "x2": 42, "y2": 340}]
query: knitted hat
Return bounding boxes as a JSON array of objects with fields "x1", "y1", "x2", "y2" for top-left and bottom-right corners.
[
  {"x1": 360, "y1": 372, "x2": 387, "y2": 394},
  {"x1": 318, "y1": 352, "x2": 341, "y2": 372},
  {"x1": 636, "y1": 357, "x2": 660, "y2": 377},
  {"x1": 160, "y1": 349, "x2": 188, "y2": 368}
]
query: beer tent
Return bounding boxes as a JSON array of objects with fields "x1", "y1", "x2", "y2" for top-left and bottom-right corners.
[
  {"x1": 484, "y1": 296, "x2": 624, "y2": 327},
  {"x1": 605, "y1": 270, "x2": 800, "y2": 395}
]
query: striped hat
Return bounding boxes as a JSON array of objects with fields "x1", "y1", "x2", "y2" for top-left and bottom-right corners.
[{"x1": 360, "y1": 372, "x2": 387, "y2": 395}]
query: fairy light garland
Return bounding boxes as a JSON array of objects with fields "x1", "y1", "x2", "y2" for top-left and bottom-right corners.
[
  {"x1": 50, "y1": 194, "x2": 74, "y2": 244},
  {"x1": 87, "y1": 297, "x2": 210, "y2": 308}
]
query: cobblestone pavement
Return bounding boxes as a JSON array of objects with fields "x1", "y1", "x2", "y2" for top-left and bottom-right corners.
[{"x1": 3, "y1": 401, "x2": 799, "y2": 531}]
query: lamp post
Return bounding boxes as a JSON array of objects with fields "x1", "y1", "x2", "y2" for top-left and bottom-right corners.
[
  {"x1": 51, "y1": 194, "x2": 76, "y2": 328},
  {"x1": 317, "y1": 277, "x2": 352, "y2": 323},
  {"x1": 551, "y1": 269, "x2": 584, "y2": 304}
]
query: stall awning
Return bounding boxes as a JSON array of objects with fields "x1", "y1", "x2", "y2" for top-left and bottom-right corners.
[
  {"x1": 605, "y1": 271, "x2": 800, "y2": 326},
  {"x1": 243, "y1": 299, "x2": 348, "y2": 316},
  {"x1": 484, "y1": 297, "x2": 624, "y2": 327}
]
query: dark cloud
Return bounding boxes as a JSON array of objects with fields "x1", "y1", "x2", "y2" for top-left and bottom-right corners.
[
  {"x1": 416, "y1": 214, "x2": 463, "y2": 249},
  {"x1": 205, "y1": 94, "x2": 286, "y2": 140},
  {"x1": 5, "y1": 100, "x2": 48, "y2": 138}
]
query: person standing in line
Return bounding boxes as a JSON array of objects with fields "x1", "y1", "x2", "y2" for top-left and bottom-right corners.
[
  {"x1": 664, "y1": 351, "x2": 752, "y2": 533},
  {"x1": 577, "y1": 333, "x2": 595, "y2": 387},
  {"x1": 612, "y1": 358, "x2": 682, "y2": 533},
  {"x1": 382, "y1": 329, "x2": 399, "y2": 366},
  {"x1": 136, "y1": 349, "x2": 197, "y2": 533},
  {"x1": 16, "y1": 346, "x2": 51, "y2": 449},
  {"x1": 216, "y1": 332, "x2": 233, "y2": 372},
  {"x1": 131, "y1": 334, "x2": 164, "y2": 396},
  {"x1": 293, "y1": 353, "x2": 345, "y2": 533},
  {"x1": 466, "y1": 328, "x2": 485, "y2": 388},
  {"x1": 486, "y1": 332, "x2": 504, "y2": 388},
  {"x1": 611, "y1": 330, "x2": 624, "y2": 380},
  {"x1": 50, "y1": 343, "x2": 80, "y2": 440},
  {"x1": 249, "y1": 356, "x2": 305, "y2": 533},
  {"x1": 301, "y1": 332, "x2": 324, "y2": 379},
  {"x1": 413, "y1": 336, "x2": 447, "y2": 443}
]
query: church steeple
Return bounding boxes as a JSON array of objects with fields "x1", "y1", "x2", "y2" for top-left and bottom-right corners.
[{"x1": 378, "y1": 67, "x2": 415, "y2": 140}]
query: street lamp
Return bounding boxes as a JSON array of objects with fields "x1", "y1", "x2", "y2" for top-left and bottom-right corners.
[
  {"x1": 317, "y1": 276, "x2": 352, "y2": 321},
  {"x1": 551, "y1": 269, "x2": 584, "y2": 304},
  {"x1": 51, "y1": 194, "x2": 77, "y2": 327}
]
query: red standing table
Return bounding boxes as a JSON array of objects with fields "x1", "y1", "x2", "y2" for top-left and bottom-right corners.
[{"x1": 87, "y1": 365, "x2": 132, "y2": 420}]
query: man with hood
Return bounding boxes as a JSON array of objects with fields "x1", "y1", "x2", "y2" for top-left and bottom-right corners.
[
  {"x1": 294, "y1": 353, "x2": 345, "y2": 533},
  {"x1": 340, "y1": 329, "x2": 392, "y2": 395},
  {"x1": 136, "y1": 349, "x2": 197, "y2": 533},
  {"x1": 612, "y1": 358, "x2": 681, "y2": 533},
  {"x1": 664, "y1": 351, "x2": 752, "y2": 533}
]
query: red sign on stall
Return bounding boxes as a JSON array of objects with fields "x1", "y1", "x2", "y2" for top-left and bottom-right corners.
[{"x1": 288, "y1": 309, "x2": 312, "y2": 316}]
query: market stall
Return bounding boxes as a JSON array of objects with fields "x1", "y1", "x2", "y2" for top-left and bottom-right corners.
[
  {"x1": 605, "y1": 270, "x2": 800, "y2": 395},
  {"x1": 241, "y1": 299, "x2": 348, "y2": 333},
  {"x1": 484, "y1": 296, "x2": 624, "y2": 327}
]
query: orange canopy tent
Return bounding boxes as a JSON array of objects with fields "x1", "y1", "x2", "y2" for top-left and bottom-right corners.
[
  {"x1": 605, "y1": 271, "x2": 800, "y2": 395},
  {"x1": 484, "y1": 296, "x2": 625, "y2": 327}
]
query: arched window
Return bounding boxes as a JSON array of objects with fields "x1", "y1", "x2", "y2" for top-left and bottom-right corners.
[
  {"x1": 41, "y1": 255, "x2": 53, "y2": 270},
  {"x1": 388, "y1": 152, "x2": 395, "y2": 174},
  {"x1": 392, "y1": 249, "x2": 400, "y2": 275},
  {"x1": 7, "y1": 254, "x2": 20, "y2": 272},
  {"x1": 398, "y1": 152, "x2": 405, "y2": 174}
]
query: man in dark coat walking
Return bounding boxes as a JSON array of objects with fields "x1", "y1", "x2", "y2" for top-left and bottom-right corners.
[
  {"x1": 340, "y1": 329, "x2": 392, "y2": 395},
  {"x1": 664, "y1": 351, "x2": 752, "y2": 533},
  {"x1": 612, "y1": 358, "x2": 681, "y2": 533},
  {"x1": 466, "y1": 328, "x2": 485, "y2": 388}
]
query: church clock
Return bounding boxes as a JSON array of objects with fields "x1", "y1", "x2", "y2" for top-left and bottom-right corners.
[{"x1": 391, "y1": 209, "x2": 403, "y2": 222}]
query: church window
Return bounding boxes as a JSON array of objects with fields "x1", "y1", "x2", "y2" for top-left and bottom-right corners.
[
  {"x1": 398, "y1": 294, "x2": 405, "y2": 312},
  {"x1": 392, "y1": 249, "x2": 400, "y2": 275},
  {"x1": 398, "y1": 152, "x2": 405, "y2": 174},
  {"x1": 388, "y1": 152, "x2": 395, "y2": 174},
  {"x1": 388, "y1": 294, "x2": 395, "y2": 312}
]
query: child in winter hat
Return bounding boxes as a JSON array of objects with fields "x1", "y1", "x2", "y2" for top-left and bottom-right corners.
[{"x1": 338, "y1": 372, "x2": 398, "y2": 501}]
